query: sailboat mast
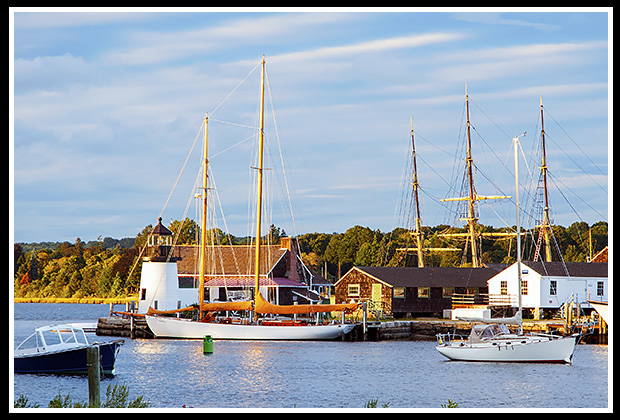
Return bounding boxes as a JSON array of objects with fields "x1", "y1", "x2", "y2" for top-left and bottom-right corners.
[
  {"x1": 465, "y1": 85, "x2": 479, "y2": 268},
  {"x1": 254, "y1": 55, "x2": 266, "y2": 322},
  {"x1": 411, "y1": 117, "x2": 424, "y2": 267},
  {"x1": 539, "y1": 97, "x2": 552, "y2": 262},
  {"x1": 514, "y1": 132, "x2": 526, "y2": 335},
  {"x1": 199, "y1": 113, "x2": 209, "y2": 320}
]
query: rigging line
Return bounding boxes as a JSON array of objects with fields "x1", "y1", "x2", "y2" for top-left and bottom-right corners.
[
  {"x1": 207, "y1": 163, "x2": 242, "y2": 278},
  {"x1": 209, "y1": 118, "x2": 256, "y2": 130},
  {"x1": 209, "y1": 132, "x2": 258, "y2": 160},
  {"x1": 545, "y1": 133, "x2": 608, "y2": 194},
  {"x1": 468, "y1": 97, "x2": 513, "y2": 141},
  {"x1": 543, "y1": 106, "x2": 608, "y2": 179},
  {"x1": 547, "y1": 171, "x2": 607, "y2": 222},
  {"x1": 159, "y1": 121, "x2": 203, "y2": 218},
  {"x1": 209, "y1": 60, "x2": 262, "y2": 117},
  {"x1": 266, "y1": 67, "x2": 299, "y2": 238}
]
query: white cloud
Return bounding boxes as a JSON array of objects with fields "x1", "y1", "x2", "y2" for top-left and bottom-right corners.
[{"x1": 450, "y1": 12, "x2": 561, "y2": 31}]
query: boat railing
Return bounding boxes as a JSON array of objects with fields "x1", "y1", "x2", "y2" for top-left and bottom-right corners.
[{"x1": 436, "y1": 331, "x2": 466, "y2": 346}]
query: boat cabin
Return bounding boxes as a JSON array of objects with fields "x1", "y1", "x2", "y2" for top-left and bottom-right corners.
[{"x1": 467, "y1": 324, "x2": 511, "y2": 343}]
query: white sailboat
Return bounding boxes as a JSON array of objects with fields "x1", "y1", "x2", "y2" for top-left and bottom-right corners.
[
  {"x1": 145, "y1": 56, "x2": 358, "y2": 340},
  {"x1": 436, "y1": 132, "x2": 577, "y2": 363}
]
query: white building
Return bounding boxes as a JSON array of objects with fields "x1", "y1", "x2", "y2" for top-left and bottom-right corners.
[{"x1": 487, "y1": 261, "x2": 608, "y2": 315}]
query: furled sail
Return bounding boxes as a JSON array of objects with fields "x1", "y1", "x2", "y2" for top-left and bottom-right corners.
[
  {"x1": 457, "y1": 310, "x2": 522, "y2": 325},
  {"x1": 200, "y1": 301, "x2": 253, "y2": 312},
  {"x1": 254, "y1": 291, "x2": 358, "y2": 315}
]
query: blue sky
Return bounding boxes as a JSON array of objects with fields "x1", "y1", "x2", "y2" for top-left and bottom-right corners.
[{"x1": 11, "y1": 8, "x2": 611, "y2": 244}]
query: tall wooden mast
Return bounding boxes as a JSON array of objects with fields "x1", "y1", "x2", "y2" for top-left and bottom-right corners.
[
  {"x1": 439, "y1": 85, "x2": 510, "y2": 268},
  {"x1": 198, "y1": 112, "x2": 209, "y2": 320},
  {"x1": 535, "y1": 97, "x2": 553, "y2": 262},
  {"x1": 411, "y1": 117, "x2": 425, "y2": 267},
  {"x1": 253, "y1": 55, "x2": 266, "y2": 322},
  {"x1": 398, "y1": 118, "x2": 459, "y2": 266}
]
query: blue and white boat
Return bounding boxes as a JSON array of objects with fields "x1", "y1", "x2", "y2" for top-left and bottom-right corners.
[{"x1": 14, "y1": 324, "x2": 123, "y2": 375}]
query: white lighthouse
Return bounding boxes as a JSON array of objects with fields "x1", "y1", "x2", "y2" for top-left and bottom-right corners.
[{"x1": 137, "y1": 218, "x2": 183, "y2": 314}]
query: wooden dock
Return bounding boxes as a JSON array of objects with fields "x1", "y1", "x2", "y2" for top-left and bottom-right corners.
[
  {"x1": 342, "y1": 318, "x2": 607, "y2": 343},
  {"x1": 95, "y1": 316, "x2": 607, "y2": 344}
]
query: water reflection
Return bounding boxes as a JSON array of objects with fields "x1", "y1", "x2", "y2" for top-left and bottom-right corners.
[{"x1": 13, "y1": 305, "x2": 609, "y2": 409}]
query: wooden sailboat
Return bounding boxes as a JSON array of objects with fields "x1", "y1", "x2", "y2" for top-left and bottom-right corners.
[
  {"x1": 145, "y1": 56, "x2": 358, "y2": 340},
  {"x1": 435, "y1": 133, "x2": 577, "y2": 363}
]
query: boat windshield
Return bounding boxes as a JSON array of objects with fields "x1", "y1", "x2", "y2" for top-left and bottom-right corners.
[
  {"x1": 468, "y1": 324, "x2": 511, "y2": 343},
  {"x1": 16, "y1": 333, "x2": 39, "y2": 351}
]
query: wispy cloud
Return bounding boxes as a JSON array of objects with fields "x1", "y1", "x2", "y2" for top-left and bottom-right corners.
[
  {"x1": 236, "y1": 32, "x2": 466, "y2": 66},
  {"x1": 450, "y1": 12, "x2": 561, "y2": 31}
]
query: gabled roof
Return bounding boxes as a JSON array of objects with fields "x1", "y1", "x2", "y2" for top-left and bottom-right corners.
[
  {"x1": 175, "y1": 245, "x2": 287, "y2": 276},
  {"x1": 521, "y1": 261, "x2": 608, "y2": 278},
  {"x1": 341, "y1": 265, "x2": 506, "y2": 288}
]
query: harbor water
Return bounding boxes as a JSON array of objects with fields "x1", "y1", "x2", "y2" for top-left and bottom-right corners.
[{"x1": 12, "y1": 303, "x2": 609, "y2": 409}]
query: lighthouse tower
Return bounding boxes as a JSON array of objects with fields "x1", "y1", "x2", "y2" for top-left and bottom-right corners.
[{"x1": 137, "y1": 218, "x2": 182, "y2": 314}]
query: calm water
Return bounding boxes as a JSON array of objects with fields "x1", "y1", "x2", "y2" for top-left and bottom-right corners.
[{"x1": 12, "y1": 303, "x2": 610, "y2": 410}]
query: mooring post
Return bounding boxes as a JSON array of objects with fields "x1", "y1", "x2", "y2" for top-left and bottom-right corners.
[
  {"x1": 362, "y1": 301, "x2": 368, "y2": 341},
  {"x1": 87, "y1": 346, "x2": 101, "y2": 407},
  {"x1": 130, "y1": 300, "x2": 135, "y2": 339}
]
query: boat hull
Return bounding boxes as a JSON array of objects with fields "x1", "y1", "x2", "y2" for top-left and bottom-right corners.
[
  {"x1": 14, "y1": 341, "x2": 122, "y2": 375},
  {"x1": 436, "y1": 335, "x2": 576, "y2": 363},
  {"x1": 146, "y1": 315, "x2": 355, "y2": 340}
]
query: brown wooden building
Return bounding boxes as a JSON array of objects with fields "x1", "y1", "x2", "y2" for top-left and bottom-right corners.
[{"x1": 334, "y1": 265, "x2": 505, "y2": 318}]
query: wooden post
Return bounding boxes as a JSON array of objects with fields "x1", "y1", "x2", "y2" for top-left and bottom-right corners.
[
  {"x1": 87, "y1": 346, "x2": 101, "y2": 408},
  {"x1": 362, "y1": 301, "x2": 368, "y2": 341}
]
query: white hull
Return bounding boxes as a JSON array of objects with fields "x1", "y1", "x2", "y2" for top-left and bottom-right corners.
[
  {"x1": 436, "y1": 335, "x2": 576, "y2": 363},
  {"x1": 146, "y1": 316, "x2": 356, "y2": 340},
  {"x1": 588, "y1": 301, "x2": 609, "y2": 326}
]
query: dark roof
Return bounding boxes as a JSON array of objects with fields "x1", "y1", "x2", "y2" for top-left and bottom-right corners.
[
  {"x1": 151, "y1": 217, "x2": 172, "y2": 236},
  {"x1": 351, "y1": 265, "x2": 506, "y2": 288},
  {"x1": 176, "y1": 245, "x2": 287, "y2": 276},
  {"x1": 522, "y1": 261, "x2": 608, "y2": 278}
]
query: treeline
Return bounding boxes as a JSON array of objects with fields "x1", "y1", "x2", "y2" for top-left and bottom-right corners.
[
  {"x1": 13, "y1": 218, "x2": 607, "y2": 299},
  {"x1": 296, "y1": 221, "x2": 608, "y2": 281}
]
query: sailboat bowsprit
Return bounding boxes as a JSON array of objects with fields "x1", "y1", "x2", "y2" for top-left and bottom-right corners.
[{"x1": 145, "y1": 56, "x2": 359, "y2": 340}]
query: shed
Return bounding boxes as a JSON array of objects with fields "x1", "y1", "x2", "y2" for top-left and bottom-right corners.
[
  {"x1": 487, "y1": 261, "x2": 608, "y2": 316},
  {"x1": 334, "y1": 265, "x2": 505, "y2": 318}
]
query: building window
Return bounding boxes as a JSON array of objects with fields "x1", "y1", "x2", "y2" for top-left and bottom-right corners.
[
  {"x1": 442, "y1": 287, "x2": 454, "y2": 298},
  {"x1": 467, "y1": 287, "x2": 478, "y2": 296},
  {"x1": 140, "y1": 288, "x2": 147, "y2": 300},
  {"x1": 348, "y1": 284, "x2": 360, "y2": 297},
  {"x1": 500, "y1": 281, "x2": 508, "y2": 295},
  {"x1": 597, "y1": 281, "x2": 604, "y2": 296},
  {"x1": 178, "y1": 276, "x2": 199, "y2": 289},
  {"x1": 549, "y1": 280, "x2": 557, "y2": 296},
  {"x1": 393, "y1": 287, "x2": 405, "y2": 299},
  {"x1": 520, "y1": 280, "x2": 528, "y2": 295},
  {"x1": 418, "y1": 287, "x2": 430, "y2": 298}
]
